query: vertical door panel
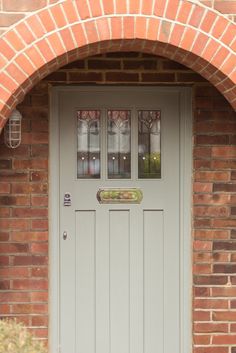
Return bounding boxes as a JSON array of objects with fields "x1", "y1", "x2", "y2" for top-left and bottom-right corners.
[
  {"x1": 96, "y1": 210, "x2": 110, "y2": 353},
  {"x1": 144, "y1": 210, "x2": 164, "y2": 353},
  {"x1": 130, "y1": 209, "x2": 143, "y2": 353},
  {"x1": 75, "y1": 211, "x2": 95, "y2": 353},
  {"x1": 109, "y1": 210, "x2": 130, "y2": 353}
]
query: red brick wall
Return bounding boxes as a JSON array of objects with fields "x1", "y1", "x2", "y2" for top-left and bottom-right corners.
[
  {"x1": 193, "y1": 85, "x2": 236, "y2": 353},
  {"x1": 200, "y1": 0, "x2": 236, "y2": 21},
  {"x1": 0, "y1": 1, "x2": 235, "y2": 353},
  {"x1": 0, "y1": 82, "x2": 49, "y2": 339},
  {"x1": 0, "y1": 53, "x2": 236, "y2": 353},
  {"x1": 0, "y1": 0, "x2": 61, "y2": 35}
]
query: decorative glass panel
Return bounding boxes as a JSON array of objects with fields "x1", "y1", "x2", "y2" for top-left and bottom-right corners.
[
  {"x1": 138, "y1": 110, "x2": 161, "y2": 178},
  {"x1": 107, "y1": 110, "x2": 131, "y2": 179},
  {"x1": 77, "y1": 110, "x2": 100, "y2": 179}
]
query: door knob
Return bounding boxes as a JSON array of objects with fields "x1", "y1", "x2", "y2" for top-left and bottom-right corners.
[{"x1": 63, "y1": 231, "x2": 68, "y2": 240}]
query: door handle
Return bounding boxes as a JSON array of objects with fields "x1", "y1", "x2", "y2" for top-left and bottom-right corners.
[{"x1": 63, "y1": 231, "x2": 68, "y2": 240}]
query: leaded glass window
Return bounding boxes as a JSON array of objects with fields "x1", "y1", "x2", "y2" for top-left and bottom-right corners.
[
  {"x1": 76, "y1": 109, "x2": 161, "y2": 180},
  {"x1": 107, "y1": 110, "x2": 131, "y2": 179},
  {"x1": 77, "y1": 110, "x2": 100, "y2": 179},
  {"x1": 138, "y1": 110, "x2": 161, "y2": 178}
]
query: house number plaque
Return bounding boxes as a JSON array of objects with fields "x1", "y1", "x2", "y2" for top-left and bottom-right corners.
[
  {"x1": 97, "y1": 188, "x2": 143, "y2": 204},
  {"x1": 64, "y1": 192, "x2": 72, "y2": 206}
]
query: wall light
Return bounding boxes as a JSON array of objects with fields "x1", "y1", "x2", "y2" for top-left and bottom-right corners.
[{"x1": 4, "y1": 109, "x2": 22, "y2": 149}]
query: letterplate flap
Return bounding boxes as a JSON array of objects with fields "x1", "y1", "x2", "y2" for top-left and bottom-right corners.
[{"x1": 97, "y1": 188, "x2": 143, "y2": 204}]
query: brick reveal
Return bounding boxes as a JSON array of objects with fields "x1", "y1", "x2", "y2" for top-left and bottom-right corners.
[{"x1": 193, "y1": 82, "x2": 236, "y2": 353}]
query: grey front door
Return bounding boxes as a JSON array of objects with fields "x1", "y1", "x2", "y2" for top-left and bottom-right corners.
[{"x1": 58, "y1": 87, "x2": 185, "y2": 353}]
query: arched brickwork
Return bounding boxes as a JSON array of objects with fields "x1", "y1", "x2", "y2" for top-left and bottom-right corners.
[{"x1": 0, "y1": 0, "x2": 235, "y2": 128}]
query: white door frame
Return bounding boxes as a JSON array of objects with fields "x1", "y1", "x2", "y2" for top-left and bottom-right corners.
[{"x1": 49, "y1": 86, "x2": 193, "y2": 353}]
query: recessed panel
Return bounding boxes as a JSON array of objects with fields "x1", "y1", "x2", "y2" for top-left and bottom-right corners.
[
  {"x1": 109, "y1": 210, "x2": 130, "y2": 353},
  {"x1": 75, "y1": 211, "x2": 95, "y2": 353},
  {"x1": 144, "y1": 210, "x2": 164, "y2": 353}
]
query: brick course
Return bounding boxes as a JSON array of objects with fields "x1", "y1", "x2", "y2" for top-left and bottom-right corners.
[{"x1": 0, "y1": 0, "x2": 235, "y2": 35}]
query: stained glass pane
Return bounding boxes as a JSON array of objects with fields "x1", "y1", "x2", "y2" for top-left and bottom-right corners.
[
  {"x1": 107, "y1": 110, "x2": 131, "y2": 179},
  {"x1": 77, "y1": 110, "x2": 100, "y2": 179},
  {"x1": 138, "y1": 110, "x2": 161, "y2": 179}
]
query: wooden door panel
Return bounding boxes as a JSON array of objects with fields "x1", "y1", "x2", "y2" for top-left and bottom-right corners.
[
  {"x1": 59, "y1": 87, "x2": 182, "y2": 353},
  {"x1": 110, "y1": 210, "x2": 130, "y2": 353},
  {"x1": 144, "y1": 210, "x2": 164, "y2": 353},
  {"x1": 70, "y1": 208, "x2": 165, "y2": 353},
  {"x1": 75, "y1": 211, "x2": 95, "y2": 353}
]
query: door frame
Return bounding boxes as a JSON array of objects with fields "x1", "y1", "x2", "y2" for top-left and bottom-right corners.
[{"x1": 49, "y1": 86, "x2": 193, "y2": 353}]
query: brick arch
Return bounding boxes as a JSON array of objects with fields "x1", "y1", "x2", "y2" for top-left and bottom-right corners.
[{"x1": 0, "y1": 0, "x2": 235, "y2": 129}]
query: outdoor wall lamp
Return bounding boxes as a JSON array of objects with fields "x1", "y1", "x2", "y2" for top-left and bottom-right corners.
[{"x1": 4, "y1": 109, "x2": 22, "y2": 149}]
